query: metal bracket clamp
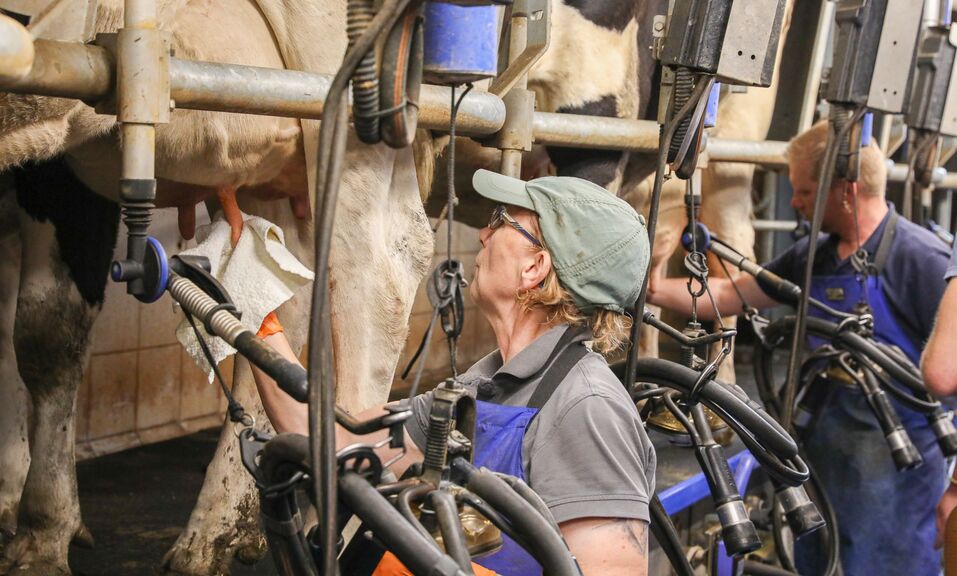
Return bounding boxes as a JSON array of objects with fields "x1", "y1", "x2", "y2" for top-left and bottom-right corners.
[
  {"x1": 487, "y1": 0, "x2": 549, "y2": 97},
  {"x1": 422, "y1": 379, "x2": 475, "y2": 485},
  {"x1": 118, "y1": 25, "x2": 171, "y2": 125}
]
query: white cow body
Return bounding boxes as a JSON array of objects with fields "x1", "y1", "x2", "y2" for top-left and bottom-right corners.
[{"x1": 0, "y1": 1, "x2": 433, "y2": 574}]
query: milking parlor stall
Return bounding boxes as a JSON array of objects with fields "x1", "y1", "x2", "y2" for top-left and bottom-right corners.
[{"x1": 2, "y1": 0, "x2": 957, "y2": 575}]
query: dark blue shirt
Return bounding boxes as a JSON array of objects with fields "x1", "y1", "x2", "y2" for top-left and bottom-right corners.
[
  {"x1": 762, "y1": 205, "x2": 949, "y2": 348},
  {"x1": 945, "y1": 239, "x2": 957, "y2": 281}
]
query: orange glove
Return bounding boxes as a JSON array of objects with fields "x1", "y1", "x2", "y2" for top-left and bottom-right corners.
[
  {"x1": 257, "y1": 311, "x2": 284, "y2": 339},
  {"x1": 372, "y1": 552, "x2": 496, "y2": 576}
]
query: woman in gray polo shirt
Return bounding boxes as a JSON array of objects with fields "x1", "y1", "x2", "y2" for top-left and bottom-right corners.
[{"x1": 255, "y1": 170, "x2": 657, "y2": 575}]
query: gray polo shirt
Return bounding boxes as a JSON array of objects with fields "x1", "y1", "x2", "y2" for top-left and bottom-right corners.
[{"x1": 406, "y1": 325, "x2": 657, "y2": 524}]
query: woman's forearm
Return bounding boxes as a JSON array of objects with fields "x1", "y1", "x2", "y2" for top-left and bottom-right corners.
[{"x1": 251, "y1": 332, "x2": 309, "y2": 435}]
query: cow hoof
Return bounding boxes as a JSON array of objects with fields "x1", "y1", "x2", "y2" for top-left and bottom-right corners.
[
  {"x1": 0, "y1": 534, "x2": 70, "y2": 576},
  {"x1": 0, "y1": 509, "x2": 15, "y2": 541},
  {"x1": 0, "y1": 560, "x2": 70, "y2": 576},
  {"x1": 69, "y1": 524, "x2": 94, "y2": 550},
  {"x1": 160, "y1": 529, "x2": 266, "y2": 575},
  {"x1": 233, "y1": 535, "x2": 267, "y2": 566}
]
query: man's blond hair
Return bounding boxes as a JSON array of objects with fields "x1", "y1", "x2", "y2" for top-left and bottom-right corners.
[{"x1": 786, "y1": 119, "x2": 887, "y2": 197}]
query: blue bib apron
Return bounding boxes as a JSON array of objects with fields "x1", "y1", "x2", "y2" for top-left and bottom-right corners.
[
  {"x1": 472, "y1": 328, "x2": 588, "y2": 576},
  {"x1": 796, "y1": 213, "x2": 945, "y2": 576}
]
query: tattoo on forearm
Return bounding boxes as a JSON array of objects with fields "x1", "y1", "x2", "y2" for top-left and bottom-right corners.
[{"x1": 621, "y1": 521, "x2": 647, "y2": 555}]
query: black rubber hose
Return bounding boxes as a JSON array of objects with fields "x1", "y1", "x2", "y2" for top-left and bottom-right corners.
[
  {"x1": 339, "y1": 471, "x2": 466, "y2": 576},
  {"x1": 396, "y1": 482, "x2": 435, "y2": 542},
  {"x1": 257, "y1": 436, "x2": 318, "y2": 576},
  {"x1": 649, "y1": 494, "x2": 695, "y2": 576},
  {"x1": 634, "y1": 358, "x2": 798, "y2": 459},
  {"x1": 451, "y1": 459, "x2": 582, "y2": 576},
  {"x1": 633, "y1": 359, "x2": 809, "y2": 486},
  {"x1": 763, "y1": 315, "x2": 939, "y2": 412},
  {"x1": 782, "y1": 107, "x2": 865, "y2": 431},
  {"x1": 804, "y1": 454, "x2": 840, "y2": 576},
  {"x1": 347, "y1": 0, "x2": 380, "y2": 144},
  {"x1": 455, "y1": 491, "x2": 532, "y2": 553},
  {"x1": 493, "y1": 472, "x2": 561, "y2": 534},
  {"x1": 309, "y1": 1, "x2": 416, "y2": 571},
  {"x1": 624, "y1": 76, "x2": 715, "y2": 391},
  {"x1": 380, "y1": 5, "x2": 423, "y2": 148},
  {"x1": 430, "y1": 490, "x2": 475, "y2": 575}
]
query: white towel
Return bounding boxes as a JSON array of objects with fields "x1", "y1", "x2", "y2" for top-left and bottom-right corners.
[{"x1": 176, "y1": 212, "x2": 314, "y2": 382}]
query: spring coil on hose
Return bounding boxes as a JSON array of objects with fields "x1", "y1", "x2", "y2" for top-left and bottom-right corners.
[
  {"x1": 167, "y1": 276, "x2": 245, "y2": 342},
  {"x1": 830, "y1": 105, "x2": 851, "y2": 178},
  {"x1": 668, "y1": 67, "x2": 695, "y2": 162},
  {"x1": 348, "y1": 0, "x2": 380, "y2": 144},
  {"x1": 424, "y1": 416, "x2": 451, "y2": 473}
]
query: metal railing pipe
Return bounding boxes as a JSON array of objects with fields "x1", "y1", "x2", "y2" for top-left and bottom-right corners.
[
  {"x1": 169, "y1": 59, "x2": 507, "y2": 137},
  {"x1": 532, "y1": 112, "x2": 660, "y2": 152},
  {"x1": 0, "y1": 38, "x2": 113, "y2": 101},
  {"x1": 707, "y1": 138, "x2": 789, "y2": 167}
]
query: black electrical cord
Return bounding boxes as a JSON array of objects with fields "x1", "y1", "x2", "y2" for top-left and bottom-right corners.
[
  {"x1": 308, "y1": 1, "x2": 421, "y2": 573},
  {"x1": 649, "y1": 494, "x2": 695, "y2": 576},
  {"x1": 624, "y1": 75, "x2": 716, "y2": 391},
  {"x1": 782, "y1": 106, "x2": 867, "y2": 431}
]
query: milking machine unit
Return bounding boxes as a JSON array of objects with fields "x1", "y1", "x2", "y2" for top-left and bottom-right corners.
[{"x1": 905, "y1": 1, "x2": 957, "y2": 223}]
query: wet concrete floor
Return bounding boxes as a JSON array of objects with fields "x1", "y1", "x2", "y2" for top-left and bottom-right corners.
[{"x1": 69, "y1": 429, "x2": 278, "y2": 576}]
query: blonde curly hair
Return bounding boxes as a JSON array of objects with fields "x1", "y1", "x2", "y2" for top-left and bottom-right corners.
[{"x1": 515, "y1": 217, "x2": 634, "y2": 355}]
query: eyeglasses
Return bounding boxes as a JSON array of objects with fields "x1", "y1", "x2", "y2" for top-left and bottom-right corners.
[{"x1": 488, "y1": 205, "x2": 543, "y2": 248}]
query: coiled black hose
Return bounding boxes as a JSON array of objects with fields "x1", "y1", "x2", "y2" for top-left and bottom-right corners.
[{"x1": 347, "y1": 0, "x2": 380, "y2": 144}]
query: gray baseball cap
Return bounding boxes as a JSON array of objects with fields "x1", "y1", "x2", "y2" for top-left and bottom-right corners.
[{"x1": 472, "y1": 169, "x2": 650, "y2": 314}]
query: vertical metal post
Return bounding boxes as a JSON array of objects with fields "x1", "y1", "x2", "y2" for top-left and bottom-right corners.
[
  {"x1": 798, "y1": 1, "x2": 835, "y2": 134},
  {"x1": 497, "y1": 14, "x2": 534, "y2": 178},
  {"x1": 111, "y1": 0, "x2": 169, "y2": 299}
]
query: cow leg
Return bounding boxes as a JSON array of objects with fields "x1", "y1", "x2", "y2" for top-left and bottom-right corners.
[
  {"x1": 161, "y1": 199, "x2": 309, "y2": 576},
  {"x1": 0, "y1": 215, "x2": 95, "y2": 576},
  {"x1": 161, "y1": 360, "x2": 271, "y2": 576},
  {"x1": 0, "y1": 190, "x2": 27, "y2": 546},
  {"x1": 329, "y1": 143, "x2": 433, "y2": 411}
]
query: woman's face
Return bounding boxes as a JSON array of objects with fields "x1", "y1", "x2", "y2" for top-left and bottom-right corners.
[{"x1": 471, "y1": 206, "x2": 542, "y2": 313}]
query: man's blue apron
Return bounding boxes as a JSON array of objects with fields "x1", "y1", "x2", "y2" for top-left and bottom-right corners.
[
  {"x1": 796, "y1": 212, "x2": 945, "y2": 576},
  {"x1": 471, "y1": 328, "x2": 588, "y2": 576}
]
